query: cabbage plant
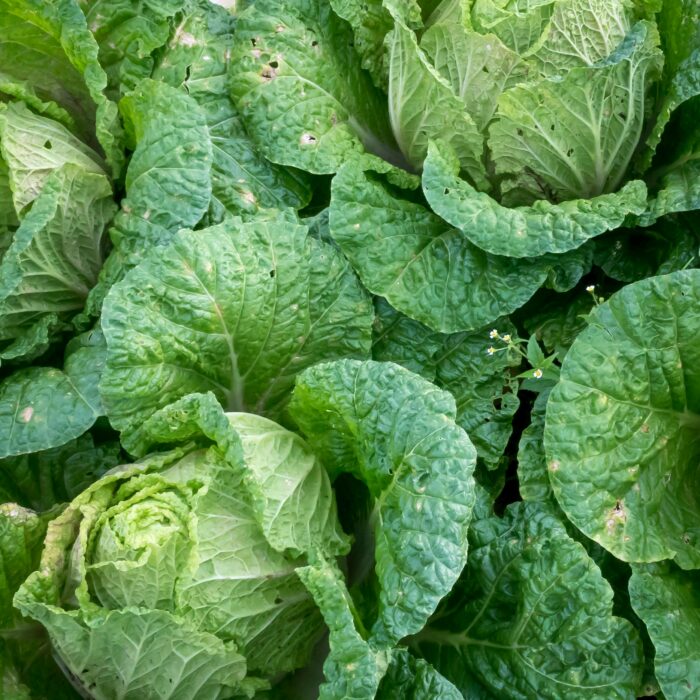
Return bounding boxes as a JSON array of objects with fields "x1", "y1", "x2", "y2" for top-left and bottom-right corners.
[
  {"x1": 16, "y1": 402, "x2": 346, "y2": 698},
  {"x1": 14, "y1": 359, "x2": 482, "y2": 699},
  {"x1": 230, "y1": 0, "x2": 699, "y2": 332}
]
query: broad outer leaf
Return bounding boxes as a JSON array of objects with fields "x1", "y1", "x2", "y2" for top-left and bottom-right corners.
[
  {"x1": 15, "y1": 605, "x2": 249, "y2": 699},
  {"x1": 230, "y1": 0, "x2": 398, "y2": 174},
  {"x1": 0, "y1": 0, "x2": 123, "y2": 173},
  {"x1": 289, "y1": 359, "x2": 476, "y2": 646},
  {"x1": 413, "y1": 502, "x2": 643, "y2": 699},
  {"x1": 0, "y1": 102, "x2": 105, "y2": 215},
  {"x1": 422, "y1": 140, "x2": 648, "y2": 258},
  {"x1": 329, "y1": 162, "x2": 552, "y2": 332},
  {"x1": 0, "y1": 334, "x2": 105, "y2": 458},
  {"x1": 545, "y1": 270, "x2": 700, "y2": 568},
  {"x1": 629, "y1": 562, "x2": 700, "y2": 699},
  {"x1": 109, "y1": 78, "x2": 212, "y2": 261},
  {"x1": 101, "y1": 212, "x2": 373, "y2": 455},
  {"x1": 372, "y1": 301, "x2": 521, "y2": 469},
  {"x1": 0, "y1": 165, "x2": 115, "y2": 343}
]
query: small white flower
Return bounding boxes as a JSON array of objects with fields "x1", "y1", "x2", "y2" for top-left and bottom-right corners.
[
  {"x1": 586, "y1": 284, "x2": 595, "y2": 293},
  {"x1": 489, "y1": 329, "x2": 499, "y2": 339},
  {"x1": 533, "y1": 368, "x2": 543, "y2": 379},
  {"x1": 487, "y1": 346, "x2": 496, "y2": 356},
  {"x1": 502, "y1": 334, "x2": 511, "y2": 342}
]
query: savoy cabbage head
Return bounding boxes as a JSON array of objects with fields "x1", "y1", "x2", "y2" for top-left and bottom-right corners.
[
  {"x1": 14, "y1": 359, "x2": 482, "y2": 699},
  {"x1": 14, "y1": 394, "x2": 350, "y2": 698}
]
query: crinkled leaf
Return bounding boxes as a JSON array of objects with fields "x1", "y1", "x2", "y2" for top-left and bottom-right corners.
[
  {"x1": 297, "y1": 561, "x2": 392, "y2": 700},
  {"x1": 0, "y1": 505, "x2": 49, "y2": 627},
  {"x1": 470, "y1": 0, "x2": 555, "y2": 54},
  {"x1": 413, "y1": 501, "x2": 643, "y2": 699},
  {"x1": 527, "y1": 0, "x2": 632, "y2": 76},
  {"x1": 0, "y1": 75, "x2": 76, "y2": 133},
  {"x1": 12, "y1": 605, "x2": 250, "y2": 700},
  {"x1": 328, "y1": 0, "x2": 425, "y2": 90},
  {"x1": 0, "y1": 331, "x2": 105, "y2": 458},
  {"x1": 0, "y1": 315, "x2": 68, "y2": 367},
  {"x1": 545, "y1": 269, "x2": 700, "y2": 567},
  {"x1": 87, "y1": 78, "x2": 213, "y2": 312},
  {"x1": 372, "y1": 301, "x2": 521, "y2": 467},
  {"x1": 436, "y1": 325, "x2": 520, "y2": 469},
  {"x1": 289, "y1": 359, "x2": 477, "y2": 646},
  {"x1": 371, "y1": 297, "x2": 443, "y2": 380},
  {"x1": 150, "y1": 4, "x2": 312, "y2": 218},
  {"x1": 329, "y1": 162, "x2": 553, "y2": 332},
  {"x1": 0, "y1": 165, "x2": 114, "y2": 344},
  {"x1": 131, "y1": 395, "x2": 340, "y2": 677},
  {"x1": 0, "y1": 432, "x2": 120, "y2": 511},
  {"x1": 0, "y1": 504, "x2": 78, "y2": 700},
  {"x1": 376, "y1": 648, "x2": 462, "y2": 700},
  {"x1": 517, "y1": 388, "x2": 554, "y2": 502},
  {"x1": 79, "y1": 0, "x2": 183, "y2": 99},
  {"x1": 101, "y1": 212, "x2": 373, "y2": 455},
  {"x1": 643, "y1": 157, "x2": 700, "y2": 224},
  {"x1": 203, "y1": 100, "x2": 313, "y2": 220},
  {"x1": 629, "y1": 562, "x2": 700, "y2": 699},
  {"x1": 423, "y1": 139, "x2": 648, "y2": 257},
  {"x1": 0, "y1": 157, "x2": 17, "y2": 232},
  {"x1": 14, "y1": 396, "x2": 338, "y2": 694},
  {"x1": 230, "y1": 0, "x2": 398, "y2": 174},
  {"x1": 328, "y1": 0, "x2": 397, "y2": 89},
  {"x1": 543, "y1": 241, "x2": 594, "y2": 291},
  {"x1": 109, "y1": 78, "x2": 212, "y2": 264},
  {"x1": 594, "y1": 219, "x2": 700, "y2": 283},
  {"x1": 642, "y1": 0, "x2": 700, "y2": 168},
  {"x1": 141, "y1": 392, "x2": 350, "y2": 561},
  {"x1": 523, "y1": 287, "x2": 594, "y2": 359}
]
